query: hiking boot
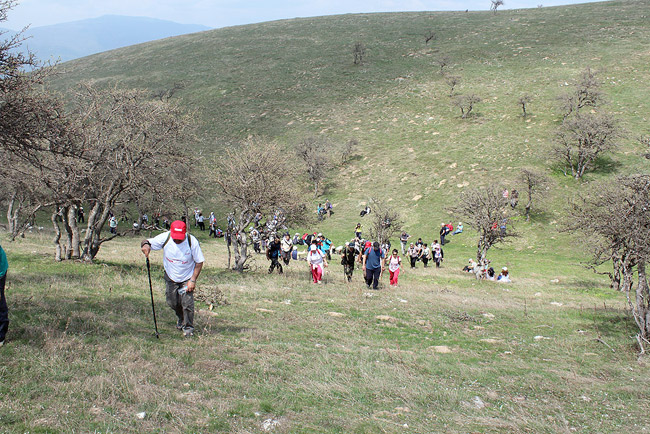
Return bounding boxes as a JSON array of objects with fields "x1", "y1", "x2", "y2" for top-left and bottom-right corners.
[
  {"x1": 183, "y1": 329, "x2": 194, "y2": 338},
  {"x1": 176, "y1": 320, "x2": 183, "y2": 330}
]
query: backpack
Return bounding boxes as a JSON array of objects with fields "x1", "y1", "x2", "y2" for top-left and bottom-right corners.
[{"x1": 162, "y1": 232, "x2": 192, "y2": 249}]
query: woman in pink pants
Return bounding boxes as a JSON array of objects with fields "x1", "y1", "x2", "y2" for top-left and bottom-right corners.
[
  {"x1": 387, "y1": 249, "x2": 402, "y2": 286},
  {"x1": 307, "y1": 244, "x2": 328, "y2": 284}
]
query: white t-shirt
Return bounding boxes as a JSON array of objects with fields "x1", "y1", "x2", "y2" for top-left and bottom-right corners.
[
  {"x1": 148, "y1": 232, "x2": 205, "y2": 283},
  {"x1": 308, "y1": 250, "x2": 325, "y2": 268},
  {"x1": 388, "y1": 255, "x2": 401, "y2": 272}
]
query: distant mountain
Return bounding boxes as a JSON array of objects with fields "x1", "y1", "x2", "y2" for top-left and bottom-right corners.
[{"x1": 12, "y1": 15, "x2": 211, "y2": 62}]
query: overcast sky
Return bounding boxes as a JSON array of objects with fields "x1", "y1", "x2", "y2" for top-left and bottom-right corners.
[{"x1": 4, "y1": 0, "x2": 606, "y2": 30}]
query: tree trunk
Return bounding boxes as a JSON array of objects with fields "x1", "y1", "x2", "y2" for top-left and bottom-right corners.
[
  {"x1": 67, "y1": 206, "x2": 81, "y2": 258},
  {"x1": 7, "y1": 193, "x2": 17, "y2": 239},
  {"x1": 635, "y1": 262, "x2": 650, "y2": 344},
  {"x1": 52, "y1": 210, "x2": 63, "y2": 262}
]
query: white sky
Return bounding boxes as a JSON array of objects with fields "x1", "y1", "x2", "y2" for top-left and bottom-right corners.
[{"x1": 4, "y1": 0, "x2": 607, "y2": 30}]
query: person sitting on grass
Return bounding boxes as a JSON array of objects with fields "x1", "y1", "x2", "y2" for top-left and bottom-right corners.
[
  {"x1": 497, "y1": 267, "x2": 511, "y2": 283},
  {"x1": 452, "y1": 222, "x2": 463, "y2": 235}
]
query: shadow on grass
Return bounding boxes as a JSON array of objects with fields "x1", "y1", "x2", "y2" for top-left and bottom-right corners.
[
  {"x1": 9, "y1": 292, "x2": 246, "y2": 347},
  {"x1": 590, "y1": 156, "x2": 623, "y2": 176}
]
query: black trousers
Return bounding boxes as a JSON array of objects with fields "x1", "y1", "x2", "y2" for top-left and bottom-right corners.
[
  {"x1": 410, "y1": 257, "x2": 417, "y2": 268},
  {"x1": 365, "y1": 267, "x2": 381, "y2": 289},
  {"x1": 0, "y1": 273, "x2": 9, "y2": 342},
  {"x1": 269, "y1": 257, "x2": 283, "y2": 274}
]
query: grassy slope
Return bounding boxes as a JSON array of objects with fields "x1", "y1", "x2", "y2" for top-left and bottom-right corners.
[
  {"x1": 51, "y1": 1, "x2": 650, "y2": 249},
  {"x1": 3, "y1": 1, "x2": 649, "y2": 432},
  {"x1": 2, "y1": 233, "x2": 646, "y2": 433}
]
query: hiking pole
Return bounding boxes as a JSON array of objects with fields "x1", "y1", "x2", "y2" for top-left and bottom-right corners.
[{"x1": 146, "y1": 257, "x2": 160, "y2": 339}]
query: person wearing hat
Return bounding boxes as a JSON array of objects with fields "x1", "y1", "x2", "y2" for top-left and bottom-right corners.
[
  {"x1": 0, "y1": 243, "x2": 9, "y2": 347},
  {"x1": 497, "y1": 267, "x2": 511, "y2": 283},
  {"x1": 307, "y1": 244, "x2": 328, "y2": 284},
  {"x1": 267, "y1": 234, "x2": 283, "y2": 274},
  {"x1": 362, "y1": 241, "x2": 385, "y2": 290},
  {"x1": 280, "y1": 232, "x2": 293, "y2": 266},
  {"x1": 141, "y1": 220, "x2": 205, "y2": 337}
]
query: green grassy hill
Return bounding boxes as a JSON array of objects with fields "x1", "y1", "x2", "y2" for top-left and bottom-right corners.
[
  {"x1": 52, "y1": 1, "x2": 650, "y2": 248},
  {"x1": 5, "y1": 3, "x2": 650, "y2": 432}
]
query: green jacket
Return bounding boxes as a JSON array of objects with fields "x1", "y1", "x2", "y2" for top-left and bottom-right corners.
[{"x1": 0, "y1": 244, "x2": 7, "y2": 279}]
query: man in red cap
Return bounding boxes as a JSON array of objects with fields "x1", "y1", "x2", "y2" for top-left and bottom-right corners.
[{"x1": 141, "y1": 220, "x2": 205, "y2": 337}]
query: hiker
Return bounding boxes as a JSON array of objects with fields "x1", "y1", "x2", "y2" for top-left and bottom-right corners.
[
  {"x1": 387, "y1": 249, "x2": 402, "y2": 287},
  {"x1": 307, "y1": 244, "x2": 328, "y2": 284},
  {"x1": 439, "y1": 223, "x2": 449, "y2": 246},
  {"x1": 197, "y1": 213, "x2": 205, "y2": 231},
  {"x1": 77, "y1": 206, "x2": 85, "y2": 223},
  {"x1": 486, "y1": 267, "x2": 496, "y2": 281},
  {"x1": 497, "y1": 267, "x2": 511, "y2": 282},
  {"x1": 281, "y1": 232, "x2": 293, "y2": 266},
  {"x1": 250, "y1": 228, "x2": 261, "y2": 253},
  {"x1": 319, "y1": 234, "x2": 332, "y2": 260},
  {"x1": 407, "y1": 243, "x2": 419, "y2": 268},
  {"x1": 432, "y1": 241, "x2": 443, "y2": 268},
  {"x1": 293, "y1": 233, "x2": 302, "y2": 246},
  {"x1": 363, "y1": 241, "x2": 385, "y2": 290},
  {"x1": 141, "y1": 220, "x2": 204, "y2": 338},
  {"x1": 452, "y1": 222, "x2": 463, "y2": 235},
  {"x1": 354, "y1": 223, "x2": 362, "y2": 240},
  {"x1": 0, "y1": 243, "x2": 9, "y2": 347},
  {"x1": 510, "y1": 189, "x2": 519, "y2": 209},
  {"x1": 399, "y1": 231, "x2": 411, "y2": 254},
  {"x1": 325, "y1": 199, "x2": 332, "y2": 217},
  {"x1": 208, "y1": 219, "x2": 218, "y2": 238},
  {"x1": 267, "y1": 235, "x2": 283, "y2": 274},
  {"x1": 500, "y1": 219, "x2": 507, "y2": 237},
  {"x1": 109, "y1": 214, "x2": 118, "y2": 234},
  {"x1": 359, "y1": 205, "x2": 371, "y2": 217},
  {"x1": 341, "y1": 241, "x2": 357, "y2": 282},
  {"x1": 421, "y1": 243, "x2": 431, "y2": 268}
]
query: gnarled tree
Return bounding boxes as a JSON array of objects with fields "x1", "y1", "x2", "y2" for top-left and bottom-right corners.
[
  {"x1": 214, "y1": 138, "x2": 307, "y2": 272},
  {"x1": 366, "y1": 198, "x2": 404, "y2": 246},
  {"x1": 552, "y1": 112, "x2": 619, "y2": 179},
  {"x1": 295, "y1": 136, "x2": 332, "y2": 197},
  {"x1": 450, "y1": 185, "x2": 515, "y2": 266},
  {"x1": 567, "y1": 175, "x2": 650, "y2": 353},
  {"x1": 518, "y1": 167, "x2": 550, "y2": 221}
]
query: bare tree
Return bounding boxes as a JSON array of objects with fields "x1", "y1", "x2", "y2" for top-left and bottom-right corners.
[
  {"x1": 558, "y1": 67, "x2": 603, "y2": 119},
  {"x1": 452, "y1": 94, "x2": 482, "y2": 119},
  {"x1": 366, "y1": 198, "x2": 404, "y2": 246},
  {"x1": 518, "y1": 168, "x2": 550, "y2": 221},
  {"x1": 213, "y1": 138, "x2": 307, "y2": 272},
  {"x1": 295, "y1": 136, "x2": 332, "y2": 197},
  {"x1": 518, "y1": 94, "x2": 532, "y2": 117},
  {"x1": 450, "y1": 186, "x2": 514, "y2": 266},
  {"x1": 435, "y1": 55, "x2": 451, "y2": 74},
  {"x1": 151, "y1": 81, "x2": 186, "y2": 101},
  {"x1": 70, "y1": 84, "x2": 194, "y2": 261},
  {"x1": 552, "y1": 112, "x2": 619, "y2": 179},
  {"x1": 341, "y1": 138, "x2": 358, "y2": 164},
  {"x1": 424, "y1": 30, "x2": 436, "y2": 45},
  {"x1": 352, "y1": 41, "x2": 366, "y2": 65},
  {"x1": 491, "y1": 0, "x2": 505, "y2": 14},
  {"x1": 638, "y1": 134, "x2": 650, "y2": 159},
  {"x1": 567, "y1": 175, "x2": 650, "y2": 353},
  {"x1": 445, "y1": 75, "x2": 461, "y2": 97}
]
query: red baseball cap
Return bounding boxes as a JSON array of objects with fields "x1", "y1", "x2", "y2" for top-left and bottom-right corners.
[{"x1": 170, "y1": 220, "x2": 187, "y2": 240}]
